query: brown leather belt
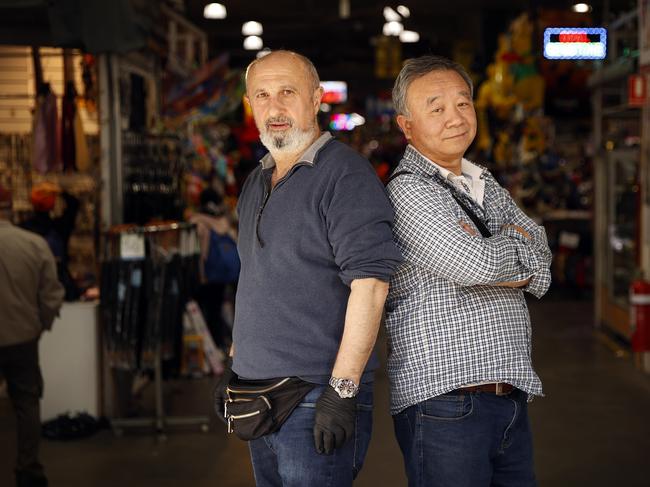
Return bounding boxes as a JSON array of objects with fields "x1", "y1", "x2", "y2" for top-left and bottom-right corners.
[{"x1": 454, "y1": 383, "x2": 515, "y2": 396}]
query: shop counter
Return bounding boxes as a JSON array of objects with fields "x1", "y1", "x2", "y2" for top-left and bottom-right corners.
[{"x1": 39, "y1": 301, "x2": 100, "y2": 421}]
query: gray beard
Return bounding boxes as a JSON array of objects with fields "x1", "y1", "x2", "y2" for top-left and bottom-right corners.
[{"x1": 259, "y1": 125, "x2": 318, "y2": 155}]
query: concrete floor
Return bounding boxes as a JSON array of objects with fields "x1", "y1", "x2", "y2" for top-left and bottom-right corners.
[{"x1": 1, "y1": 297, "x2": 649, "y2": 486}]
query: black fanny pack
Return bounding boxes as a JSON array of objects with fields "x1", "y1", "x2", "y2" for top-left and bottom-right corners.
[{"x1": 225, "y1": 376, "x2": 315, "y2": 441}]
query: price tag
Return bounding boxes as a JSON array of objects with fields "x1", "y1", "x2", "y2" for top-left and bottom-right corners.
[
  {"x1": 558, "y1": 231, "x2": 580, "y2": 250},
  {"x1": 120, "y1": 233, "x2": 146, "y2": 260}
]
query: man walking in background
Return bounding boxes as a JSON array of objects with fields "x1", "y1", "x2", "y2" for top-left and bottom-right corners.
[
  {"x1": 385, "y1": 55, "x2": 552, "y2": 486},
  {"x1": 214, "y1": 50, "x2": 402, "y2": 486},
  {"x1": 0, "y1": 184, "x2": 64, "y2": 487}
]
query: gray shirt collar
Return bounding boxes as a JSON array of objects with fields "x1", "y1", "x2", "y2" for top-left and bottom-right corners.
[{"x1": 260, "y1": 132, "x2": 333, "y2": 170}]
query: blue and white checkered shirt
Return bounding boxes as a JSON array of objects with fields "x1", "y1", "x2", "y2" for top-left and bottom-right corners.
[{"x1": 385, "y1": 146, "x2": 552, "y2": 414}]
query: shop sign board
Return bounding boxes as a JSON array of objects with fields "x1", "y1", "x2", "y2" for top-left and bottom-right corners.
[
  {"x1": 628, "y1": 74, "x2": 648, "y2": 106},
  {"x1": 543, "y1": 27, "x2": 607, "y2": 60}
]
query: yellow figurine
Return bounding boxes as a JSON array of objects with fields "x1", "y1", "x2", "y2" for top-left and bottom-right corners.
[
  {"x1": 475, "y1": 62, "x2": 518, "y2": 151},
  {"x1": 510, "y1": 13, "x2": 545, "y2": 112}
]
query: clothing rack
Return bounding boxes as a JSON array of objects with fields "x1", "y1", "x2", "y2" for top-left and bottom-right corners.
[
  {"x1": 106, "y1": 221, "x2": 194, "y2": 235},
  {"x1": 101, "y1": 221, "x2": 209, "y2": 438}
]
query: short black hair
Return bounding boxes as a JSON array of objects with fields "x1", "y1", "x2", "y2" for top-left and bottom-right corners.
[{"x1": 199, "y1": 188, "x2": 223, "y2": 216}]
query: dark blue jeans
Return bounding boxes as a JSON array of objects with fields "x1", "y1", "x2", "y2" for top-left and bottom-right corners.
[
  {"x1": 393, "y1": 388, "x2": 536, "y2": 487},
  {"x1": 248, "y1": 384, "x2": 373, "y2": 487}
]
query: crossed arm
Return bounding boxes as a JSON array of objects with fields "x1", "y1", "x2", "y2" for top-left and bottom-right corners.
[
  {"x1": 389, "y1": 179, "x2": 551, "y2": 296},
  {"x1": 460, "y1": 221, "x2": 531, "y2": 288}
]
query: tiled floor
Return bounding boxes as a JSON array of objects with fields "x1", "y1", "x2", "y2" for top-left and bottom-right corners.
[{"x1": 1, "y1": 297, "x2": 649, "y2": 486}]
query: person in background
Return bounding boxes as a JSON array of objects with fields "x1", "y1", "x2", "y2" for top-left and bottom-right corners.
[
  {"x1": 214, "y1": 50, "x2": 402, "y2": 485},
  {"x1": 190, "y1": 187, "x2": 239, "y2": 350},
  {"x1": 20, "y1": 182, "x2": 80, "y2": 301},
  {"x1": 385, "y1": 55, "x2": 552, "y2": 487},
  {"x1": 0, "y1": 184, "x2": 65, "y2": 487}
]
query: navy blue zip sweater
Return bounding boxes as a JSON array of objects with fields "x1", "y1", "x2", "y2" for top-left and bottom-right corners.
[{"x1": 232, "y1": 133, "x2": 403, "y2": 381}]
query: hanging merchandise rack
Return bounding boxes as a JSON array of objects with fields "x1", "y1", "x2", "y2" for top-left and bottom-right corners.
[
  {"x1": 0, "y1": 134, "x2": 33, "y2": 212},
  {"x1": 122, "y1": 132, "x2": 185, "y2": 225},
  {"x1": 100, "y1": 221, "x2": 209, "y2": 437}
]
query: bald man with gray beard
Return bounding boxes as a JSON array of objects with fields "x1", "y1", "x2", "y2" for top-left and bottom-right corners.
[{"x1": 213, "y1": 51, "x2": 403, "y2": 486}]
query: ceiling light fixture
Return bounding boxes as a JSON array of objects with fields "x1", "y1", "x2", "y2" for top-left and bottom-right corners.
[
  {"x1": 383, "y1": 21, "x2": 404, "y2": 36},
  {"x1": 203, "y1": 3, "x2": 227, "y2": 19},
  {"x1": 571, "y1": 3, "x2": 592, "y2": 13},
  {"x1": 242, "y1": 21, "x2": 263, "y2": 36},
  {"x1": 339, "y1": 0, "x2": 350, "y2": 19},
  {"x1": 256, "y1": 48, "x2": 271, "y2": 59},
  {"x1": 397, "y1": 5, "x2": 410, "y2": 18},
  {"x1": 383, "y1": 7, "x2": 401, "y2": 22},
  {"x1": 400, "y1": 30, "x2": 420, "y2": 43},
  {"x1": 244, "y1": 36, "x2": 263, "y2": 51}
]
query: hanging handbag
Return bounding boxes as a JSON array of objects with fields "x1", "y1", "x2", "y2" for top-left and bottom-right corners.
[{"x1": 224, "y1": 376, "x2": 315, "y2": 441}]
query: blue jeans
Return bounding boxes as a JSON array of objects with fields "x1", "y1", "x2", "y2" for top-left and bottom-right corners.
[
  {"x1": 393, "y1": 388, "x2": 536, "y2": 487},
  {"x1": 248, "y1": 384, "x2": 373, "y2": 487}
]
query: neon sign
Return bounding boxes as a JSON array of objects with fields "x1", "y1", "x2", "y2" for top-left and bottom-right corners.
[
  {"x1": 543, "y1": 27, "x2": 607, "y2": 60},
  {"x1": 329, "y1": 113, "x2": 365, "y2": 131},
  {"x1": 321, "y1": 81, "x2": 348, "y2": 104}
]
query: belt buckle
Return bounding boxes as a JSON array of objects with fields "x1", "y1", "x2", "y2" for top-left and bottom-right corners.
[{"x1": 495, "y1": 383, "x2": 504, "y2": 395}]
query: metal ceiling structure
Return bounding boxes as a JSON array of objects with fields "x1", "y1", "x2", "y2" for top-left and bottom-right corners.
[
  {"x1": 0, "y1": 0, "x2": 635, "y2": 94},
  {"x1": 186, "y1": 0, "x2": 527, "y2": 79},
  {"x1": 183, "y1": 0, "x2": 632, "y2": 79}
]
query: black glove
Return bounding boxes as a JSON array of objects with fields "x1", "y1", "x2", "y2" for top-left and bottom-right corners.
[
  {"x1": 214, "y1": 358, "x2": 234, "y2": 423},
  {"x1": 313, "y1": 387, "x2": 357, "y2": 455}
]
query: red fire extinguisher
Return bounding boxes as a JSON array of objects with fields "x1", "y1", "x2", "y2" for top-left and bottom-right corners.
[{"x1": 629, "y1": 278, "x2": 650, "y2": 353}]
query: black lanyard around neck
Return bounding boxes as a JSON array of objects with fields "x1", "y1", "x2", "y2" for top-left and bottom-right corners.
[{"x1": 387, "y1": 170, "x2": 492, "y2": 238}]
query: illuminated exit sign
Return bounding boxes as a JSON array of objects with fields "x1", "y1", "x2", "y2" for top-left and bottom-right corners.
[{"x1": 543, "y1": 27, "x2": 607, "y2": 60}]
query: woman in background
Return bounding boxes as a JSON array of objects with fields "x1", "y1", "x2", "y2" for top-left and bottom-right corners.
[{"x1": 190, "y1": 188, "x2": 239, "y2": 351}]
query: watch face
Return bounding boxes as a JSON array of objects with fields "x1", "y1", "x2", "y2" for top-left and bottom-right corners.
[
  {"x1": 338, "y1": 387, "x2": 354, "y2": 398},
  {"x1": 334, "y1": 379, "x2": 358, "y2": 398}
]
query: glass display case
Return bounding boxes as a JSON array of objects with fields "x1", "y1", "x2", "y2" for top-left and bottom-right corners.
[
  {"x1": 591, "y1": 8, "x2": 646, "y2": 339},
  {"x1": 606, "y1": 149, "x2": 640, "y2": 305}
]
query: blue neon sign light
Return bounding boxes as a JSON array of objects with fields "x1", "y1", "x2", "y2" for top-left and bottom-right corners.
[{"x1": 543, "y1": 27, "x2": 607, "y2": 60}]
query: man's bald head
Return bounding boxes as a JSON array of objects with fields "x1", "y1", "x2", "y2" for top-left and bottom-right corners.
[
  {"x1": 245, "y1": 50, "x2": 321, "y2": 94},
  {"x1": 244, "y1": 50, "x2": 323, "y2": 158}
]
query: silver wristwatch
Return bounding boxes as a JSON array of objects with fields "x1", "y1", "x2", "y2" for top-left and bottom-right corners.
[{"x1": 329, "y1": 377, "x2": 359, "y2": 398}]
